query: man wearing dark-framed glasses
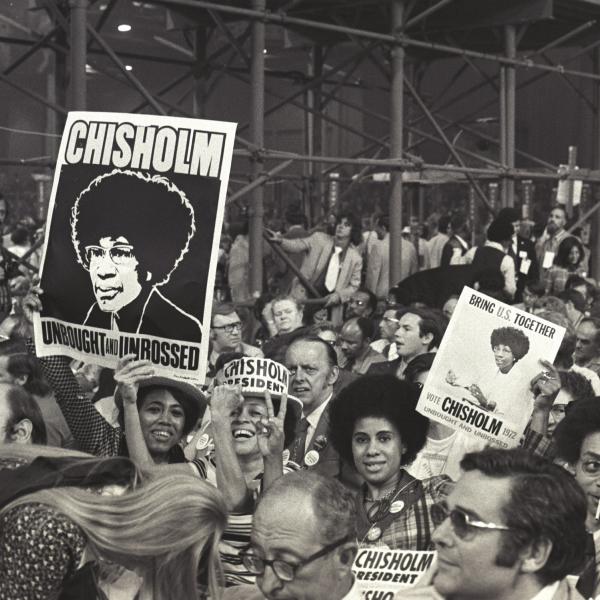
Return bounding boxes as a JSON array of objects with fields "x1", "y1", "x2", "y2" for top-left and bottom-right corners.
[
  {"x1": 70, "y1": 169, "x2": 203, "y2": 343},
  {"x1": 209, "y1": 303, "x2": 262, "y2": 374},
  {"x1": 398, "y1": 448, "x2": 587, "y2": 600},
  {"x1": 223, "y1": 470, "x2": 360, "y2": 600}
]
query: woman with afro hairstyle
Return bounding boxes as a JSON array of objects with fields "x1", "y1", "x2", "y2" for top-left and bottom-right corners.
[
  {"x1": 448, "y1": 326, "x2": 532, "y2": 428},
  {"x1": 328, "y1": 374, "x2": 451, "y2": 550}
]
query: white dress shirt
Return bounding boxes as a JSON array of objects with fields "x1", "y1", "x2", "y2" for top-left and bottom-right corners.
[{"x1": 529, "y1": 581, "x2": 560, "y2": 600}]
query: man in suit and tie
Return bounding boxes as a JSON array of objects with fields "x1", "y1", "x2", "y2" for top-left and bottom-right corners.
[
  {"x1": 270, "y1": 212, "x2": 363, "y2": 326},
  {"x1": 284, "y1": 336, "x2": 360, "y2": 490},
  {"x1": 497, "y1": 207, "x2": 539, "y2": 303}
]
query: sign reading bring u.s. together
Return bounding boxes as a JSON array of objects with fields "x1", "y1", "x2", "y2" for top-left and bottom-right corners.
[{"x1": 33, "y1": 112, "x2": 236, "y2": 384}]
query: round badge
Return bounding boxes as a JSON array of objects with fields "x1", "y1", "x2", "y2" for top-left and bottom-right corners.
[
  {"x1": 282, "y1": 449, "x2": 290, "y2": 465},
  {"x1": 196, "y1": 433, "x2": 210, "y2": 450},
  {"x1": 304, "y1": 450, "x2": 320, "y2": 466},
  {"x1": 367, "y1": 527, "x2": 382, "y2": 542},
  {"x1": 389, "y1": 500, "x2": 405, "y2": 514}
]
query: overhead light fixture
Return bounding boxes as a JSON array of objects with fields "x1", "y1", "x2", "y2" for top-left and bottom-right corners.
[
  {"x1": 117, "y1": 24, "x2": 132, "y2": 32},
  {"x1": 85, "y1": 64, "x2": 97, "y2": 74},
  {"x1": 125, "y1": 65, "x2": 133, "y2": 71},
  {"x1": 263, "y1": 48, "x2": 268, "y2": 54}
]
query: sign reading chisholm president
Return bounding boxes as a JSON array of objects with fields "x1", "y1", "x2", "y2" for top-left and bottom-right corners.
[
  {"x1": 417, "y1": 287, "x2": 565, "y2": 448},
  {"x1": 33, "y1": 111, "x2": 236, "y2": 383}
]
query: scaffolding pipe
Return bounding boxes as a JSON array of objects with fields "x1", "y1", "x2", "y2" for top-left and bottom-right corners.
[
  {"x1": 389, "y1": 0, "x2": 405, "y2": 286},
  {"x1": 154, "y1": 0, "x2": 600, "y2": 82},
  {"x1": 504, "y1": 24, "x2": 516, "y2": 207},
  {"x1": 70, "y1": 0, "x2": 87, "y2": 110},
  {"x1": 249, "y1": 0, "x2": 265, "y2": 297},
  {"x1": 594, "y1": 47, "x2": 600, "y2": 280}
]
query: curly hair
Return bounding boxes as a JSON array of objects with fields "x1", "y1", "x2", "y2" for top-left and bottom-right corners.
[
  {"x1": 71, "y1": 169, "x2": 195, "y2": 285},
  {"x1": 490, "y1": 327, "x2": 530, "y2": 362},
  {"x1": 328, "y1": 374, "x2": 428, "y2": 468},
  {"x1": 558, "y1": 370, "x2": 596, "y2": 404},
  {"x1": 336, "y1": 211, "x2": 362, "y2": 246},
  {"x1": 554, "y1": 397, "x2": 600, "y2": 465}
]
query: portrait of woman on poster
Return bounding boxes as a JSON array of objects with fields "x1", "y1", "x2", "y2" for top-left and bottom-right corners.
[{"x1": 446, "y1": 326, "x2": 531, "y2": 426}]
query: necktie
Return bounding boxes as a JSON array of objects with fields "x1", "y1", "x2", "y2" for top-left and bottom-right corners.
[
  {"x1": 324, "y1": 246, "x2": 342, "y2": 292},
  {"x1": 289, "y1": 418, "x2": 309, "y2": 464}
]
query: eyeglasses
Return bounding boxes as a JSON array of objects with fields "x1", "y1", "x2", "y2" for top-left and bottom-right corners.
[
  {"x1": 240, "y1": 534, "x2": 352, "y2": 582},
  {"x1": 211, "y1": 322, "x2": 242, "y2": 334},
  {"x1": 85, "y1": 245, "x2": 136, "y2": 265},
  {"x1": 430, "y1": 503, "x2": 511, "y2": 540}
]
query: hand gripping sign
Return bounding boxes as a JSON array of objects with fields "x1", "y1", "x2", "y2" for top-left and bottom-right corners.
[
  {"x1": 33, "y1": 112, "x2": 236, "y2": 384},
  {"x1": 417, "y1": 287, "x2": 565, "y2": 450}
]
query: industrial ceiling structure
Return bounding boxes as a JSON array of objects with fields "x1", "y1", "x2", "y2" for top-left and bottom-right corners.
[{"x1": 2, "y1": 0, "x2": 600, "y2": 291}]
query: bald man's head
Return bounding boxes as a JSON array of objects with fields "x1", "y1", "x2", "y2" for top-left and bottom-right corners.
[{"x1": 250, "y1": 471, "x2": 358, "y2": 600}]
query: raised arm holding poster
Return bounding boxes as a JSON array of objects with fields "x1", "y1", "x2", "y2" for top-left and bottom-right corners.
[
  {"x1": 33, "y1": 112, "x2": 236, "y2": 383},
  {"x1": 417, "y1": 287, "x2": 565, "y2": 449}
]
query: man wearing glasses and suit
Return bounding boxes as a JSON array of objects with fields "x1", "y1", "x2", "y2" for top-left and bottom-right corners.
[
  {"x1": 208, "y1": 303, "x2": 263, "y2": 373},
  {"x1": 398, "y1": 448, "x2": 587, "y2": 600},
  {"x1": 224, "y1": 470, "x2": 361, "y2": 600},
  {"x1": 70, "y1": 169, "x2": 203, "y2": 343}
]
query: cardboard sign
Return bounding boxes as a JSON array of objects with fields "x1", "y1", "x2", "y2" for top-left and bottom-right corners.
[
  {"x1": 222, "y1": 357, "x2": 290, "y2": 396},
  {"x1": 33, "y1": 112, "x2": 236, "y2": 383},
  {"x1": 417, "y1": 287, "x2": 565, "y2": 449},
  {"x1": 353, "y1": 549, "x2": 435, "y2": 598}
]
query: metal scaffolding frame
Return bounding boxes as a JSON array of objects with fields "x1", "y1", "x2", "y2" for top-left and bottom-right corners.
[{"x1": 2, "y1": 0, "x2": 600, "y2": 289}]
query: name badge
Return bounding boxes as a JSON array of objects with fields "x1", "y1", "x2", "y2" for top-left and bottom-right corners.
[
  {"x1": 304, "y1": 450, "x2": 320, "y2": 466},
  {"x1": 196, "y1": 433, "x2": 210, "y2": 450},
  {"x1": 520, "y1": 258, "x2": 531, "y2": 275},
  {"x1": 542, "y1": 251, "x2": 554, "y2": 269},
  {"x1": 519, "y1": 250, "x2": 528, "y2": 259}
]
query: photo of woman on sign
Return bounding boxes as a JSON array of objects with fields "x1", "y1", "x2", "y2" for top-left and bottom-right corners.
[{"x1": 446, "y1": 326, "x2": 532, "y2": 426}]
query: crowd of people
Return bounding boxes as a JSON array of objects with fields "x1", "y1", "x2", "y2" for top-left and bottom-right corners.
[{"x1": 3, "y1": 191, "x2": 600, "y2": 600}]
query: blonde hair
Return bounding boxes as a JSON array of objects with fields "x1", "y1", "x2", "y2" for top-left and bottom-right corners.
[{"x1": 0, "y1": 446, "x2": 227, "y2": 599}]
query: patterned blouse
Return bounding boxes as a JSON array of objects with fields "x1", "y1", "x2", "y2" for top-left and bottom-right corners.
[
  {"x1": 0, "y1": 503, "x2": 86, "y2": 599},
  {"x1": 356, "y1": 471, "x2": 450, "y2": 551}
]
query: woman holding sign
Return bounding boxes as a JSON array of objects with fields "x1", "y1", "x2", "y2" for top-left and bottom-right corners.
[{"x1": 329, "y1": 374, "x2": 451, "y2": 550}]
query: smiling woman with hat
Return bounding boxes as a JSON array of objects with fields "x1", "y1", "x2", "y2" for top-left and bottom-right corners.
[
  {"x1": 121, "y1": 355, "x2": 303, "y2": 587},
  {"x1": 193, "y1": 356, "x2": 303, "y2": 587},
  {"x1": 115, "y1": 353, "x2": 209, "y2": 474}
]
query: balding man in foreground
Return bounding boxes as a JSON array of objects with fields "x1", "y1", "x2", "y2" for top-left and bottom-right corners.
[{"x1": 224, "y1": 470, "x2": 360, "y2": 599}]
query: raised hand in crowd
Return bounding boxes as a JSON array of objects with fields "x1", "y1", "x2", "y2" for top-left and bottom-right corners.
[
  {"x1": 256, "y1": 390, "x2": 287, "y2": 459},
  {"x1": 114, "y1": 353, "x2": 155, "y2": 406},
  {"x1": 528, "y1": 359, "x2": 561, "y2": 436}
]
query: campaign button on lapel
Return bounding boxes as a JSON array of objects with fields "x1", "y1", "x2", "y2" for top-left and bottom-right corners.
[
  {"x1": 304, "y1": 450, "x2": 320, "y2": 466},
  {"x1": 389, "y1": 500, "x2": 404, "y2": 514},
  {"x1": 367, "y1": 527, "x2": 382, "y2": 542},
  {"x1": 196, "y1": 434, "x2": 210, "y2": 450}
]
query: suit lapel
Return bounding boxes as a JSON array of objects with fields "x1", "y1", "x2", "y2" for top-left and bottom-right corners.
[
  {"x1": 306, "y1": 408, "x2": 330, "y2": 453},
  {"x1": 315, "y1": 237, "x2": 335, "y2": 280},
  {"x1": 336, "y1": 247, "x2": 354, "y2": 291}
]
